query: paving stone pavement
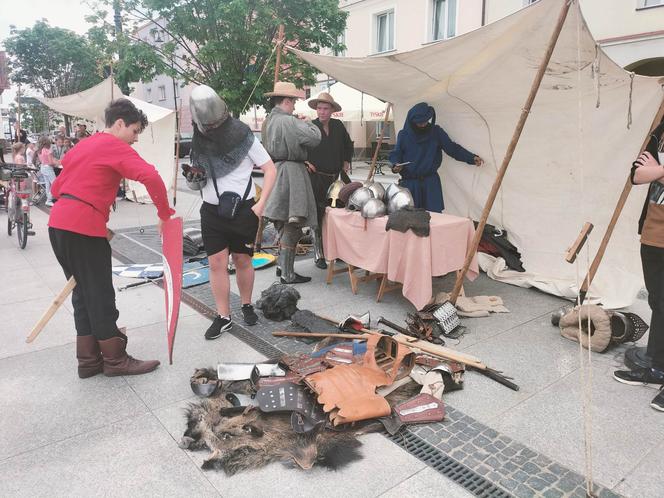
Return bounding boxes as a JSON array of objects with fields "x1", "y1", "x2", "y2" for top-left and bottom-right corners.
[{"x1": 2, "y1": 185, "x2": 662, "y2": 497}]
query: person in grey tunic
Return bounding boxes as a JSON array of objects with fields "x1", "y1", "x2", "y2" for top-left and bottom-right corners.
[{"x1": 263, "y1": 81, "x2": 321, "y2": 284}]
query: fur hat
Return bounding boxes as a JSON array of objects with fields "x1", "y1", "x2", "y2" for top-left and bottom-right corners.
[
  {"x1": 265, "y1": 81, "x2": 301, "y2": 98},
  {"x1": 308, "y1": 92, "x2": 342, "y2": 112}
]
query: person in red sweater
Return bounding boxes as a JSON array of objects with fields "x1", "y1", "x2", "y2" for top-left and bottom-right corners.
[{"x1": 49, "y1": 98, "x2": 175, "y2": 378}]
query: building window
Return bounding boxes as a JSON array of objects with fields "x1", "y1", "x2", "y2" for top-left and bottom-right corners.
[
  {"x1": 146, "y1": 88, "x2": 152, "y2": 103},
  {"x1": 637, "y1": 0, "x2": 664, "y2": 7},
  {"x1": 433, "y1": 0, "x2": 457, "y2": 41},
  {"x1": 376, "y1": 121, "x2": 392, "y2": 140},
  {"x1": 158, "y1": 85, "x2": 166, "y2": 101},
  {"x1": 375, "y1": 10, "x2": 394, "y2": 53}
]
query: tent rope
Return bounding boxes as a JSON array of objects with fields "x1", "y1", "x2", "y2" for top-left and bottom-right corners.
[
  {"x1": 240, "y1": 42, "x2": 279, "y2": 116},
  {"x1": 627, "y1": 72, "x2": 635, "y2": 129},
  {"x1": 575, "y1": 6, "x2": 596, "y2": 496}
]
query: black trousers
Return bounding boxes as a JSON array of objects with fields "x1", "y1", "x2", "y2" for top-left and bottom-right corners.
[
  {"x1": 49, "y1": 227, "x2": 120, "y2": 340},
  {"x1": 642, "y1": 244, "x2": 664, "y2": 370}
]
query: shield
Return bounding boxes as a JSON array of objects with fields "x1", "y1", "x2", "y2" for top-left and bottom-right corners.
[{"x1": 162, "y1": 217, "x2": 184, "y2": 364}]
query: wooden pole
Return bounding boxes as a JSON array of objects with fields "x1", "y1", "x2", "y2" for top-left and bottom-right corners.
[
  {"x1": 273, "y1": 331, "x2": 369, "y2": 340},
  {"x1": 273, "y1": 24, "x2": 285, "y2": 85},
  {"x1": 172, "y1": 106, "x2": 182, "y2": 206},
  {"x1": 366, "y1": 102, "x2": 392, "y2": 182},
  {"x1": 450, "y1": 0, "x2": 573, "y2": 304},
  {"x1": 579, "y1": 97, "x2": 664, "y2": 303},
  {"x1": 16, "y1": 83, "x2": 21, "y2": 142},
  {"x1": 26, "y1": 277, "x2": 76, "y2": 343}
]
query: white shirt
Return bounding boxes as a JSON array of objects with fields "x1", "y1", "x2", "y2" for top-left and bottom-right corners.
[{"x1": 201, "y1": 136, "x2": 271, "y2": 205}]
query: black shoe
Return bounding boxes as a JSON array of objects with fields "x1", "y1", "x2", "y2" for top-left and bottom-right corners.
[
  {"x1": 241, "y1": 304, "x2": 258, "y2": 326},
  {"x1": 205, "y1": 315, "x2": 232, "y2": 340},
  {"x1": 315, "y1": 258, "x2": 328, "y2": 270},
  {"x1": 613, "y1": 367, "x2": 664, "y2": 386},
  {"x1": 280, "y1": 273, "x2": 311, "y2": 284},
  {"x1": 651, "y1": 388, "x2": 664, "y2": 412}
]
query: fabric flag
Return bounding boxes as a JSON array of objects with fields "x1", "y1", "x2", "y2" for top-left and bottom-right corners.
[{"x1": 161, "y1": 217, "x2": 183, "y2": 364}]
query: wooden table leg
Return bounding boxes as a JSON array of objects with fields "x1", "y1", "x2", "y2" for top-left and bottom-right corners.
[{"x1": 348, "y1": 265, "x2": 359, "y2": 294}]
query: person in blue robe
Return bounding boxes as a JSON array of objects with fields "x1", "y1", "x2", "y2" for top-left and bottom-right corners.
[{"x1": 388, "y1": 102, "x2": 483, "y2": 212}]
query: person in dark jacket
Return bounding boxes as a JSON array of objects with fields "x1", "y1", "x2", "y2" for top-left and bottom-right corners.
[
  {"x1": 305, "y1": 91, "x2": 353, "y2": 269},
  {"x1": 389, "y1": 102, "x2": 483, "y2": 212},
  {"x1": 614, "y1": 119, "x2": 664, "y2": 412}
]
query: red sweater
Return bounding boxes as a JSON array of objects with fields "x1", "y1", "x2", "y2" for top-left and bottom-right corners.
[{"x1": 48, "y1": 133, "x2": 174, "y2": 237}]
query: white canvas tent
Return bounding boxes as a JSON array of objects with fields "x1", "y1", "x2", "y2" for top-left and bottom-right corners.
[
  {"x1": 290, "y1": 0, "x2": 664, "y2": 308},
  {"x1": 38, "y1": 78, "x2": 176, "y2": 203},
  {"x1": 295, "y1": 82, "x2": 392, "y2": 122}
]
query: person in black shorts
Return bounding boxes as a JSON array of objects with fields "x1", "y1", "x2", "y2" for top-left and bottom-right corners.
[{"x1": 189, "y1": 85, "x2": 276, "y2": 339}]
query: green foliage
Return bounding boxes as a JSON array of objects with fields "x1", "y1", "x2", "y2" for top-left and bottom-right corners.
[
  {"x1": 4, "y1": 21, "x2": 103, "y2": 98},
  {"x1": 88, "y1": 0, "x2": 347, "y2": 115},
  {"x1": 9, "y1": 98, "x2": 50, "y2": 134}
]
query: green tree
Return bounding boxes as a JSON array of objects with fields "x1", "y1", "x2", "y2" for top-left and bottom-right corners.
[
  {"x1": 4, "y1": 21, "x2": 104, "y2": 132},
  {"x1": 10, "y1": 97, "x2": 51, "y2": 135},
  {"x1": 87, "y1": 0, "x2": 347, "y2": 115},
  {"x1": 4, "y1": 21, "x2": 102, "y2": 98}
]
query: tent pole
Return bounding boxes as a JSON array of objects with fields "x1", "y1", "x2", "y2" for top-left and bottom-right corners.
[
  {"x1": 274, "y1": 24, "x2": 285, "y2": 85},
  {"x1": 172, "y1": 106, "x2": 183, "y2": 206},
  {"x1": 449, "y1": 0, "x2": 573, "y2": 305},
  {"x1": 366, "y1": 102, "x2": 392, "y2": 182},
  {"x1": 578, "y1": 95, "x2": 664, "y2": 304}
]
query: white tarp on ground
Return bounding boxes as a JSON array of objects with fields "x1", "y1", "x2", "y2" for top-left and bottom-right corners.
[
  {"x1": 290, "y1": 0, "x2": 664, "y2": 308},
  {"x1": 38, "y1": 78, "x2": 176, "y2": 203}
]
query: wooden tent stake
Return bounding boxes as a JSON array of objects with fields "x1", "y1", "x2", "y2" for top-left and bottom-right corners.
[
  {"x1": 366, "y1": 102, "x2": 392, "y2": 182},
  {"x1": 450, "y1": 0, "x2": 573, "y2": 304},
  {"x1": 578, "y1": 97, "x2": 664, "y2": 303}
]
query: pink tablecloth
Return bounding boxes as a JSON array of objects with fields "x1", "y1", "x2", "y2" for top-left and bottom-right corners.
[{"x1": 323, "y1": 208, "x2": 479, "y2": 310}]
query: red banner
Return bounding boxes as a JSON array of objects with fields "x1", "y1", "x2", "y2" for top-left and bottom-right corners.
[{"x1": 161, "y1": 217, "x2": 183, "y2": 364}]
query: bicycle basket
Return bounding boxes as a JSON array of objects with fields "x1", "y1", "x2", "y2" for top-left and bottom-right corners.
[
  {"x1": 11, "y1": 169, "x2": 29, "y2": 180},
  {"x1": 0, "y1": 168, "x2": 11, "y2": 181}
]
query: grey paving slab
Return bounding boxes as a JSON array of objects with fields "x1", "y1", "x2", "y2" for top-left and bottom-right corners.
[
  {"x1": 379, "y1": 466, "x2": 475, "y2": 498},
  {"x1": 494, "y1": 360, "x2": 664, "y2": 489},
  {"x1": 0, "y1": 413, "x2": 219, "y2": 498},
  {"x1": 446, "y1": 313, "x2": 582, "y2": 426},
  {"x1": 0, "y1": 247, "x2": 31, "y2": 272},
  {"x1": 0, "y1": 294, "x2": 75, "y2": 360},
  {"x1": 1, "y1": 265, "x2": 55, "y2": 305},
  {"x1": 18, "y1": 240, "x2": 61, "y2": 269},
  {"x1": 120, "y1": 313, "x2": 267, "y2": 410},
  {"x1": 615, "y1": 438, "x2": 664, "y2": 498},
  {"x1": 0, "y1": 344, "x2": 148, "y2": 460}
]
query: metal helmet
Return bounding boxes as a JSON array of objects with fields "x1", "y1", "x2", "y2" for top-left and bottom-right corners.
[
  {"x1": 361, "y1": 198, "x2": 387, "y2": 219},
  {"x1": 387, "y1": 188, "x2": 414, "y2": 214},
  {"x1": 385, "y1": 183, "x2": 401, "y2": 200},
  {"x1": 183, "y1": 165, "x2": 208, "y2": 191},
  {"x1": 364, "y1": 181, "x2": 386, "y2": 201},
  {"x1": 326, "y1": 179, "x2": 345, "y2": 208},
  {"x1": 190, "y1": 85, "x2": 229, "y2": 132},
  {"x1": 338, "y1": 181, "x2": 363, "y2": 207},
  {"x1": 347, "y1": 187, "x2": 374, "y2": 211}
]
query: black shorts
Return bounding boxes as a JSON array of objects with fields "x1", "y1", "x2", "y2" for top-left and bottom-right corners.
[{"x1": 200, "y1": 200, "x2": 259, "y2": 257}]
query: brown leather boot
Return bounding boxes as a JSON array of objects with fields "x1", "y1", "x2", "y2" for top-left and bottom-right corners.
[
  {"x1": 76, "y1": 335, "x2": 104, "y2": 379},
  {"x1": 97, "y1": 334, "x2": 160, "y2": 376}
]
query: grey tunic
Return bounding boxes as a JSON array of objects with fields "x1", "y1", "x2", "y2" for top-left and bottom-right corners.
[{"x1": 263, "y1": 107, "x2": 322, "y2": 227}]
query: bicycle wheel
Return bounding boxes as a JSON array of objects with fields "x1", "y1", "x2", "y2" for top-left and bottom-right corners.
[
  {"x1": 17, "y1": 212, "x2": 28, "y2": 249},
  {"x1": 7, "y1": 192, "x2": 14, "y2": 236}
]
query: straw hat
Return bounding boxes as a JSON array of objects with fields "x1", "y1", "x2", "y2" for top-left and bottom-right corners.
[
  {"x1": 265, "y1": 81, "x2": 301, "y2": 98},
  {"x1": 308, "y1": 92, "x2": 342, "y2": 112}
]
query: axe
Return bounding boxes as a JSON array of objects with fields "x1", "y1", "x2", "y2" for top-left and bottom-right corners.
[{"x1": 26, "y1": 229, "x2": 115, "y2": 343}]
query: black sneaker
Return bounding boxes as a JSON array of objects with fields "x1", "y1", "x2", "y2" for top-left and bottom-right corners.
[
  {"x1": 613, "y1": 367, "x2": 664, "y2": 386},
  {"x1": 241, "y1": 304, "x2": 258, "y2": 326},
  {"x1": 205, "y1": 315, "x2": 232, "y2": 340},
  {"x1": 651, "y1": 388, "x2": 664, "y2": 412}
]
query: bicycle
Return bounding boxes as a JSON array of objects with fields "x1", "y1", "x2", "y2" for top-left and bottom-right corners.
[{"x1": 1, "y1": 164, "x2": 38, "y2": 249}]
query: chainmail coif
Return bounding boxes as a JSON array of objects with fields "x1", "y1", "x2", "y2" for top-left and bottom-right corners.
[{"x1": 256, "y1": 283, "x2": 301, "y2": 321}]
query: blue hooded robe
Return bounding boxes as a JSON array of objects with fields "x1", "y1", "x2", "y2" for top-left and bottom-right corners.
[{"x1": 389, "y1": 102, "x2": 476, "y2": 212}]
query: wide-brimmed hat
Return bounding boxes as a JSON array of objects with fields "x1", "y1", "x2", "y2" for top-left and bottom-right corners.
[
  {"x1": 265, "y1": 81, "x2": 301, "y2": 98},
  {"x1": 308, "y1": 92, "x2": 341, "y2": 112}
]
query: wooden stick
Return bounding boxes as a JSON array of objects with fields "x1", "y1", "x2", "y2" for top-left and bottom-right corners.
[
  {"x1": 366, "y1": 102, "x2": 392, "y2": 182},
  {"x1": 273, "y1": 331, "x2": 368, "y2": 340},
  {"x1": 449, "y1": 0, "x2": 573, "y2": 305},
  {"x1": 565, "y1": 222, "x2": 594, "y2": 264},
  {"x1": 579, "y1": 96, "x2": 664, "y2": 304},
  {"x1": 26, "y1": 276, "x2": 76, "y2": 343},
  {"x1": 26, "y1": 230, "x2": 116, "y2": 343}
]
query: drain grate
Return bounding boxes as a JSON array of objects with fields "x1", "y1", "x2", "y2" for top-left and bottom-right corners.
[{"x1": 386, "y1": 430, "x2": 512, "y2": 498}]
